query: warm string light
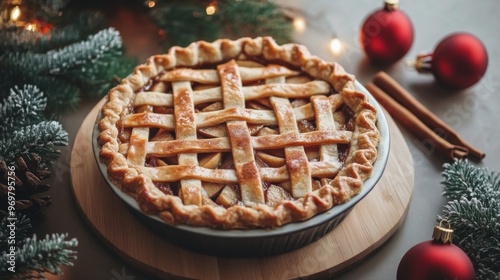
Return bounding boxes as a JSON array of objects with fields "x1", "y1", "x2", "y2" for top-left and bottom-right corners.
[
  {"x1": 25, "y1": 23, "x2": 37, "y2": 31},
  {"x1": 10, "y1": 6, "x2": 21, "y2": 21},
  {"x1": 293, "y1": 16, "x2": 306, "y2": 33},
  {"x1": 206, "y1": 2, "x2": 218, "y2": 16},
  {"x1": 1, "y1": 3, "x2": 51, "y2": 32},
  {"x1": 329, "y1": 37, "x2": 343, "y2": 55},
  {"x1": 147, "y1": 1, "x2": 155, "y2": 8}
]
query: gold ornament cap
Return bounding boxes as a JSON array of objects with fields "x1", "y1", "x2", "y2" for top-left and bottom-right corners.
[
  {"x1": 384, "y1": 0, "x2": 399, "y2": 10},
  {"x1": 432, "y1": 220, "x2": 454, "y2": 244}
]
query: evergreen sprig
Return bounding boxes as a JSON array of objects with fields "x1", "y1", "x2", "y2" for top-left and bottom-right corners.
[
  {"x1": 147, "y1": 0, "x2": 293, "y2": 50},
  {"x1": 0, "y1": 86, "x2": 68, "y2": 165},
  {"x1": 0, "y1": 214, "x2": 31, "y2": 252},
  {"x1": 0, "y1": 121, "x2": 68, "y2": 165},
  {"x1": 0, "y1": 230, "x2": 78, "y2": 280},
  {"x1": 0, "y1": 215, "x2": 78, "y2": 280},
  {"x1": 0, "y1": 85, "x2": 46, "y2": 135},
  {"x1": 0, "y1": 27, "x2": 133, "y2": 116},
  {"x1": 439, "y1": 159, "x2": 500, "y2": 279}
]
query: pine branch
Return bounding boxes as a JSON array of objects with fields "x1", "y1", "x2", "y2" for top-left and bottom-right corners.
[
  {"x1": 0, "y1": 233, "x2": 78, "y2": 280},
  {"x1": 0, "y1": 121, "x2": 68, "y2": 165},
  {"x1": 0, "y1": 28, "x2": 128, "y2": 116},
  {"x1": 79, "y1": 55, "x2": 137, "y2": 98},
  {"x1": 439, "y1": 159, "x2": 500, "y2": 279},
  {"x1": 0, "y1": 214, "x2": 32, "y2": 252},
  {"x1": 441, "y1": 159, "x2": 500, "y2": 200},
  {"x1": 147, "y1": 0, "x2": 293, "y2": 50},
  {"x1": 0, "y1": 85, "x2": 46, "y2": 135},
  {"x1": 219, "y1": 0, "x2": 293, "y2": 44},
  {"x1": 1, "y1": 27, "x2": 123, "y2": 79},
  {"x1": 44, "y1": 27, "x2": 123, "y2": 76}
]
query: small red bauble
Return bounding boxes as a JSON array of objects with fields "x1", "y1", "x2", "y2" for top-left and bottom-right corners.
[
  {"x1": 360, "y1": 0, "x2": 414, "y2": 64},
  {"x1": 415, "y1": 32, "x2": 488, "y2": 89},
  {"x1": 397, "y1": 222, "x2": 475, "y2": 280}
]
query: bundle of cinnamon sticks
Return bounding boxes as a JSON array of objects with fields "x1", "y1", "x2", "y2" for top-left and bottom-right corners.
[{"x1": 365, "y1": 72, "x2": 485, "y2": 161}]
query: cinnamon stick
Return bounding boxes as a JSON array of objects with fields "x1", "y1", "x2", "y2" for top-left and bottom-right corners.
[
  {"x1": 372, "y1": 71, "x2": 485, "y2": 159},
  {"x1": 365, "y1": 82, "x2": 469, "y2": 160}
]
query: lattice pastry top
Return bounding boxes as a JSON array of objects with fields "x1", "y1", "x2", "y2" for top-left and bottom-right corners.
[{"x1": 98, "y1": 37, "x2": 380, "y2": 229}]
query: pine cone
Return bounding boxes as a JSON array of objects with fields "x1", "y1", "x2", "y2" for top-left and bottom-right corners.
[{"x1": 0, "y1": 155, "x2": 52, "y2": 215}]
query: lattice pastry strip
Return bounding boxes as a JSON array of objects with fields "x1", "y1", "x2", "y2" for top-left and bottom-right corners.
[
  {"x1": 312, "y1": 96, "x2": 341, "y2": 167},
  {"x1": 172, "y1": 81, "x2": 203, "y2": 206},
  {"x1": 127, "y1": 127, "x2": 149, "y2": 166},
  {"x1": 126, "y1": 81, "x2": 331, "y2": 131},
  {"x1": 132, "y1": 81, "x2": 330, "y2": 107},
  {"x1": 160, "y1": 64, "x2": 299, "y2": 84},
  {"x1": 269, "y1": 97, "x2": 312, "y2": 198},
  {"x1": 218, "y1": 60, "x2": 265, "y2": 205},
  {"x1": 119, "y1": 130, "x2": 352, "y2": 157}
]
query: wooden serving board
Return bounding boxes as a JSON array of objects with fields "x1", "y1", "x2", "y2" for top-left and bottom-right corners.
[{"x1": 70, "y1": 99, "x2": 414, "y2": 280}]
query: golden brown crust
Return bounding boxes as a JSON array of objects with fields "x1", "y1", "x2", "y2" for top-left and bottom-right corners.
[{"x1": 98, "y1": 37, "x2": 380, "y2": 229}]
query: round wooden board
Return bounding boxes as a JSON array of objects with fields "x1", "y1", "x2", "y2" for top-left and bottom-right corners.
[{"x1": 71, "y1": 99, "x2": 414, "y2": 280}]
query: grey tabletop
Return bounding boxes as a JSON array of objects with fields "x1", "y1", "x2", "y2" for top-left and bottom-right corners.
[{"x1": 40, "y1": 0, "x2": 500, "y2": 279}]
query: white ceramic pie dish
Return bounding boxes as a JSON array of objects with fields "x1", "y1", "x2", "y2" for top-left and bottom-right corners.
[{"x1": 92, "y1": 80, "x2": 390, "y2": 258}]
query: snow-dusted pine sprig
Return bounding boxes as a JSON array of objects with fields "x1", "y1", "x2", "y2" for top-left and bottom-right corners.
[
  {"x1": 4, "y1": 28, "x2": 122, "y2": 78},
  {"x1": 0, "y1": 232, "x2": 78, "y2": 280},
  {"x1": 0, "y1": 214, "x2": 32, "y2": 251},
  {"x1": 0, "y1": 85, "x2": 46, "y2": 135},
  {"x1": 1, "y1": 27, "x2": 133, "y2": 116},
  {"x1": 439, "y1": 159, "x2": 500, "y2": 279},
  {"x1": 45, "y1": 27, "x2": 123, "y2": 76},
  {"x1": 0, "y1": 86, "x2": 68, "y2": 165},
  {"x1": 0, "y1": 121, "x2": 68, "y2": 165}
]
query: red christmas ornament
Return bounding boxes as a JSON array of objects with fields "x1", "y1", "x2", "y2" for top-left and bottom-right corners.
[
  {"x1": 414, "y1": 32, "x2": 488, "y2": 89},
  {"x1": 360, "y1": 0, "x2": 414, "y2": 64},
  {"x1": 397, "y1": 221, "x2": 475, "y2": 280}
]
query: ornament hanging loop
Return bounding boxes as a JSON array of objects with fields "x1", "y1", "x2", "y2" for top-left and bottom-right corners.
[{"x1": 432, "y1": 220, "x2": 454, "y2": 244}]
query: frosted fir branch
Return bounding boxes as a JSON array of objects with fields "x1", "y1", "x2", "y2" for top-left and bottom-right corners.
[
  {"x1": 0, "y1": 121, "x2": 68, "y2": 165},
  {"x1": 0, "y1": 28, "x2": 126, "y2": 115},
  {"x1": 47, "y1": 27, "x2": 123, "y2": 75},
  {"x1": 0, "y1": 233, "x2": 78, "y2": 280},
  {"x1": 442, "y1": 199, "x2": 500, "y2": 280},
  {"x1": 0, "y1": 85, "x2": 46, "y2": 134},
  {"x1": 441, "y1": 159, "x2": 500, "y2": 201},
  {"x1": 9, "y1": 27, "x2": 122, "y2": 76},
  {"x1": 0, "y1": 214, "x2": 32, "y2": 252},
  {"x1": 2, "y1": 28, "x2": 122, "y2": 76},
  {"x1": 440, "y1": 198, "x2": 500, "y2": 243},
  {"x1": 439, "y1": 159, "x2": 500, "y2": 280}
]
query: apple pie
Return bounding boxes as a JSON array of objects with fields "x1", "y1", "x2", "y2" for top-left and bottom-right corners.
[{"x1": 97, "y1": 37, "x2": 380, "y2": 229}]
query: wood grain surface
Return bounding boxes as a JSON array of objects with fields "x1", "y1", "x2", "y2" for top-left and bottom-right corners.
[{"x1": 70, "y1": 99, "x2": 414, "y2": 279}]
